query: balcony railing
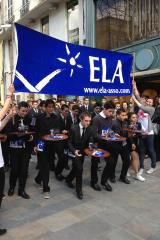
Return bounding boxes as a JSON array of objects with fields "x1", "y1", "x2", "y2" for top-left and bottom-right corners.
[
  {"x1": 6, "y1": 15, "x2": 15, "y2": 24},
  {"x1": 20, "y1": 2, "x2": 30, "y2": 17}
]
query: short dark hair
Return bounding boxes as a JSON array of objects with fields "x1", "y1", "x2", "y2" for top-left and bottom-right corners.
[
  {"x1": 39, "y1": 100, "x2": 46, "y2": 107},
  {"x1": 79, "y1": 111, "x2": 91, "y2": 120},
  {"x1": 115, "y1": 102, "x2": 121, "y2": 106},
  {"x1": 83, "y1": 97, "x2": 89, "y2": 101},
  {"x1": 61, "y1": 104, "x2": 69, "y2": 111},
  {"x1": 116, "y1": 108, "x2": 126, "y2": 115},
  {"x1": 18, "y1": 101, "x2": 29, "y2": 109},
  {"x1": 45, "y1": 99, "x2": 55, "y2": 107},
  {"x1": 93, "y1": 102, "x2": 102, "y2": 109},
  {"x1": 128, "y1": 112, "x2": 137, "y2": 121},
  {"x1": 104, "y1": 101, "x2": 115, "y2": 110},
  {"x1": 72, "y1": 105, "x2": 80, "y2": 111}
]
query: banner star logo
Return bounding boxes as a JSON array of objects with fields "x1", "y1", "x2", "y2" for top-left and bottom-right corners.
[
  {"x1": 57, "y1": 44, "x2": 83, "y2": 77},
  {"x1": 15, "y1": 44, "x2": 83, "y2": 92}
]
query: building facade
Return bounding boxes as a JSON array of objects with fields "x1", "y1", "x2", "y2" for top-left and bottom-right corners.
[
  {"x1": 0, "y1": 0, "x2": 86, "y2": 103},
  {"x1": 95, "y1": 0, "x2": 160, "y2": 97},
  {"x1": 0, "y1": 0, "x2": 159, "y2": 104}
]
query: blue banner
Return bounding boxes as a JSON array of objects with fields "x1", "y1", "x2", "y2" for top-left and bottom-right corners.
[{"x1": 14, "y1": 24, "x2": 133, "y2": 96}]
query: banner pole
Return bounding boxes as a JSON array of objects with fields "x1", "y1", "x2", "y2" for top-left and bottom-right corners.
[
  {"x1": 132, "y1": 52, "x2": 136, "y2": 83},
  {"x1": 11, "y1": 24, "x2": 16, "y2": 124}
]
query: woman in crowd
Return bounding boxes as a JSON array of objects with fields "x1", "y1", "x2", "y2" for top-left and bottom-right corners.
[
  {"x1": 127, "y1": 112, "x2": 145, "y2": 182},
  {"x1": 0, "y1": 84, "x2": 14, "y2": 236}
]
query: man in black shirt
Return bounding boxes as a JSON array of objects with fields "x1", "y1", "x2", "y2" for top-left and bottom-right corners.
[
  {"x1": 56, "y1": 104, "x2": 72, "y2": 170},
  {"x1": 91, "y1": 101, "x2": 119, "y2": 192},
  {"x1": 35, "y1": 99, "x2": 65, "y2": 199},
  {"x1": 7, "y1": 101, "x2": 33, "y2": 199},
  {"x1": 68, "y1": 105, "x2": 80, "y2": 125},
  {"x1": 111, "y1": 108, "x2": 130, "y2": 183},
  {"x1": 91, "y1": 102, "x2": 102, "y2": 119},
  {"x1": 80, "y1": 97, "x2": 93, "y2": 113}
]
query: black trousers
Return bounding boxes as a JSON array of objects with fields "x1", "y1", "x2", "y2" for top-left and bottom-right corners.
[
  {"x1": 110, "y1": 145, "x2": 131, "y2": 179},
  {"x1": 54, "y1": 141, "x2": 66, "y2": 175},
  {"x1": 9, "y1": 148, "x2": 30, "y2": 191},
  {"x1": 91, "y1": 141, "x2": 121, "y2": 184},
  {"x1": 66, "y1": 156, "x2": 84, "y2": 193},
  {"x1": 38, "y1": 141, "x2": 65, "y2": 192},
  {"x1": 38, "y1": 151, "x2": 50, "y2": 192},
  {"x1": 0, "y1": 167, "x2": 5, "y2": 207}
]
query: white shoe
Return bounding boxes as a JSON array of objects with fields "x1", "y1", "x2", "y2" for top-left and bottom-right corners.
[
  {"x1": 135, "y1": 173, "x2": 146, "y2": 182},
  {"x1": 146, "y1": 167, "x2": 156, "y2": 174},
  {"x1": 138, "y1": 168, "x2": 144, "y2": 175},
  {"x1": 127, "y1": 172, "x2": 131, "y2": 177},
  {"x1": 43, "y1": 192, "x2": 50, "y2": 199}
]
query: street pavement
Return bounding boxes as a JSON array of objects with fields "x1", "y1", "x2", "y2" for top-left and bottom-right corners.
[{"x1": 1, "y1": 155, "x2": 160, "y2": 240}]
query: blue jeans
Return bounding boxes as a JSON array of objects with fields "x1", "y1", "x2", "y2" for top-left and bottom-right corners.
[{"x1": 139, "y1": 135, "x2": 156, "y2": 169}]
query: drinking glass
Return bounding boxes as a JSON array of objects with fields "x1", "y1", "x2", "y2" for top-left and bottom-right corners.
[{"x1": 50, "y1": 129, "x2": 55, "y2": 136}]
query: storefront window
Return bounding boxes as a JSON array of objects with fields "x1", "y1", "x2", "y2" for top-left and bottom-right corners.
[{"x1": 96, "y1": 0, "x2": 160, "y2": 50}]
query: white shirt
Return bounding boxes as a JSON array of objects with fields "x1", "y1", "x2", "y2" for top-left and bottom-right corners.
[
  {"x1": 0, "y1": 122, "x2": 4, "y2": 168},
  {"x1": 71, "y1": 112, "x2": 77, "y2": 124},
  {"x1": 79, "y1": 123, "x2": 85, "y2": 137},
  {"x1": 99, "y1": 111, "x2": 106, "y2": 118},
  {"x1": 138, "y1": 110, "x2": 154, "y2": 135}
]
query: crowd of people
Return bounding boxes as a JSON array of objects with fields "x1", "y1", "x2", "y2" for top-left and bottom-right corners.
[{"x1": 0, "y1": 80, "x2": 160, "y2": 235}]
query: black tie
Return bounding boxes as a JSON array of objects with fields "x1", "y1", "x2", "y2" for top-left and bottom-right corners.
[{"x1": 81, "y1": 127, "x2": 85, "y2": 139}]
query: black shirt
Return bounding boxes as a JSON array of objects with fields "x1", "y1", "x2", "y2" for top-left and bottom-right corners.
[
  {"x1": 112, "y1": 119, "x2": 128, "y2": 137},
  {"x1": 92, "y1": 113, "x2": 113, "y2": 141},
  {"x1": 35, "y1": 112, "x2": 60, "y2": 139},
  {"x1": 6, "y1": 114, "x2": 32, "y2": 148}
]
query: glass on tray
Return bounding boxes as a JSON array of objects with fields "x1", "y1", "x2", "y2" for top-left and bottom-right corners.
[{"x1": 50, "y1": 129, "x2": 55, "y2": 137}]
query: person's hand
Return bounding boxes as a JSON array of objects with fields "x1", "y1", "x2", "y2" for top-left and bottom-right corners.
[
  {"x1": 132, "y1": 80, "x2": 136, "y2": 87},
  {"x1": 62, "y1": 130, "x2": 68, "y2": 134},
  {"x1": 115, "y1": 133, "x2": 120, "y2": 138},
  {"x1": 8, "y1": 84, "x2": 14, "y2": 96},
  {"x1": 27, "y1": 135, "x2": 33, "y2": 142},
  {"x1": 34, "y1": 147, "x2": 38, "y2": 153},
  {"x1": 75, "y1": 150, "x2": 82, "y2": 157}
]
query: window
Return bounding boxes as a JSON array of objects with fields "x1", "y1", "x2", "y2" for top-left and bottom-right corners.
[
  {"x1": 8, "y1": 0, "x2": 13, "y2": 19},
  {"x1": 20, "y1": 0, "x2": 29, "y2": 17},
  {"x1": 96, "y1": 0, "x2": 160, "y2": 50},
  {"x1": 22, "y1": 0, "x2": 29, "y2": 5},
  {"x1": 67, "y1": 0, "x2": 79, "y2": 44},
  {"x1": 41, "y1": 16, "x2": 49, "y2": 35}
]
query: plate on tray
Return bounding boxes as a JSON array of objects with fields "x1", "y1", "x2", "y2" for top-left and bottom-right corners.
[
  {"x1": 107, "y1": 137, "x2": 120, "y2": 141},
  {"x1": 92, "y1": 150, "x2": 105, "y2": 157},
  {"x1": 49, "y1": 135, "x2": 64, "y2": 140}
]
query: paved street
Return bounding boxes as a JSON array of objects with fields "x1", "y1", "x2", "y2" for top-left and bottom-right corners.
[{"x1": 1, "y1": 156, "x2": 160, "y2": 240}]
